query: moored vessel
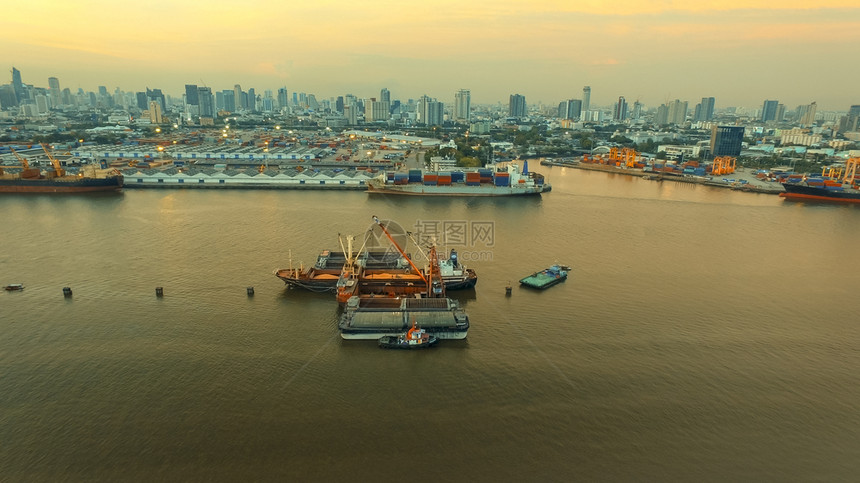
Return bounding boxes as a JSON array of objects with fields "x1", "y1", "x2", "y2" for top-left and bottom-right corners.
[
  {"x1": 779, "y1": 159, "x2": 860, "y2": 204},
  {"x1": 0, "y1": 145, "x2": 123, "y2": 193},
  {"x1": 519, "y1": 264, "x2": 569, "y2": 290},
  {"x1": 367, "y1": 161, "x2": 549, "y2": 196},
  {"x1": 378, "y1": 320, "x2": 439, "y2": 349}
]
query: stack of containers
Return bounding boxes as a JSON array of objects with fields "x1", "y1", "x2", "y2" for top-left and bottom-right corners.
[
  {"x1": 408, "y1": 170, "x2": 422, "y2": 183},
  {"x1": 451, "y1": 171, "x2": 465, "y2": 183},
  {"x1": 465, "y1": 172, "x2": 481, "y2": 186},
  {"x1": 478, "y1": 168, "x2": 493, "y2": 183},
  {"x1": 494, "y1": 172, "x2": 511, "y2": 186},
  {"x1": 423, "y1": 172, "x2": 438, "y2": 186},
  {"x1": 438, "y1": 172, "x2": 452, "y2": 186},
  {"x1": 394, "y1": 173, "x2": 409, "y2": 185}
]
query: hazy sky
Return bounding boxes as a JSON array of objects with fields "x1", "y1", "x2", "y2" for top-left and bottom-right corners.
[{"x1": 4, "y1": 1, "x2": 859, "y2": 110}]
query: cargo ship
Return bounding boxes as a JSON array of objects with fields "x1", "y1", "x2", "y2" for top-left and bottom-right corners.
[
  {"x1": 780, "y1": 179, "x2": 860, "y2": 204},
  {"x1": 0, "y1": 146, "x2": 123, "y2": 193},
  {"x1": 519, "y1": 264, "x2": 570, "y2": 290},
  {"x1": 366, "y1": 161, "x2": 550, "y2": 196},
  {"x1": 779, "y1": 160, "x2": 860, "y2": 204}
]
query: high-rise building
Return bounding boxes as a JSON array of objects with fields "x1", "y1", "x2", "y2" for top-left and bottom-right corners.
[
  {"x1": 694, "y1": 97, "x2": 715, "y2": 122},
  {"x1": 197, "y1": 87, "x2": 214, "y2": 118},
  {"x1": 224, "y1": 90, "x2": 237, "y2": 112},
  {"x1": 48, "y1": 77, "x2": 61, "y2": 108},
  {"x1": 509, "y1": 94, "x2": 526, "y2": 118},
  {"x1": 0, "y1": 85, "x2": 17, "y2": 108},
  {"x1": 335, "y1": 96, "x2": 344, "y2": 114},
  {"x1": 800, "y1": 101, "x2": 817, "y2": 126},
  {"x1": 185, "y1": 84, "x2": 199, "y2": 105},
  {"x1": 558, "y1": 99, "x2": 582, "y2": 120},
  {"x1": 454, "y1": 89, "x2": 471, "y2": 123},
  {"x1": 613, "y1": 96, "x2": 627, "y2": 121},
  {"x1": 761, "y1": 100, "x2": 779, "y2": 122},
  {"x1": 710, "y1": 125, "x2": 745, "y2": 157},
  {"x1": 582, "y1": 86, "x2": 591, "y2": 115},
  {"x1": 380, "y1": 88, "x2": 390, "y2": 103},
  {"x1": 248, "y1": 88, "x2": 256, "y2": 112},
  {"x1": 135, "y1": 92, "x2": 148, "y2": 110},
  {"x1": 146, "y1": 88, "x2": 166, "y2": 112},
  {"x1": 11, "y1": 67, "x2": 26, "y2": 103},
  {"x1": 344, "y1": 104, "x2": 357, "y2": 125},
  {"x1": 277, "y1": 88, "x2": 288, "y2": 109},
  {"x1": 669, "y1": 99, "x2": 688, "y2": 124},
  {"x1": 149, "y1": 100, "x2": 163, "y2": 124},
  {"x1": 366, "y1": 99, "x2": 389, "y2": 122}
]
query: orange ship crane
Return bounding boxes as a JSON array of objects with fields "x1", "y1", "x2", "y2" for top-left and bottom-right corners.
[
  {"x1": 371, "y1": 215, "x2": 428, "y2": 285},
  {"x1": 9, "y1": 147, "x2": 30, "y2": 169},
  {"x1": 40, "y1": 143, "x2": 65, "y2": 177}
]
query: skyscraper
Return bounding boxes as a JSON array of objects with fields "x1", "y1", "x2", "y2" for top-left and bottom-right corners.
[
  {"x1": 761, "y1": 100, "x2": 779, "y2": 122},
  {"x1": 380, "y1": 88, "x2": 390, "y2": 103},
  {"x1": 197, "y1": 87, "x2": 214, "y2": 117},
  {"x1": 669, "y1": 99, "x2": 688, "y2": 124},
  {"x1": 694, "y1": 97, "x2": 715, "y2": 122},
  {"x1": 11, "y1": 67, "x2": 26, "y2": 103},
  {"x1": 582, "y1": 86, "x2": 591, "y2": 115},
  {"x1": 454, "y1": 89, "x2": 471, "y2": 123},
  {"x1": 613, "y1": 96, "x2": 627, "y2": 121},
  {"x1": 509, "y1": 94, "x2": 526, "y2": 118},
  {"x1": 185, "y1": 84, "x2": 199, "y2": 105},
  {"x1": 222, "y1": 90, "x2": 236, "y2": 112},
  {"x1": 277, "y1": 88, "x2": 288, "y2": 110},
  {"x1": 558, "y1": 99, "x2": 582, "y2": 120},
  {"x1": 48, "y1": 77, "x2": 61, "y2": 108},
  {"x1": 799, "y1": 101, "x2": 817, "y2": 126}
]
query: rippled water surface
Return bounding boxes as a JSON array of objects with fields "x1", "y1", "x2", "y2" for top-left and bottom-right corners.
[{"x1": 2, "y1": 168, "x2": 859, "y2": 481}]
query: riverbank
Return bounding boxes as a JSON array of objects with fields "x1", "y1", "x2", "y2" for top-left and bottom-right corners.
[{"x1": 540, "y1": 159, "x2": 785, "y2": 195}]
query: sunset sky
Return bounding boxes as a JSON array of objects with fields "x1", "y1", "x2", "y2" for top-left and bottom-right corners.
[{"x1": 3, "y1": 1, "x2": 859, "y2": 110}]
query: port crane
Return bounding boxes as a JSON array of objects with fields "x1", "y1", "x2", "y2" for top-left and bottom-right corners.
[{"x1": 711, "y1": 156, "x2": 736, "y2": 176}]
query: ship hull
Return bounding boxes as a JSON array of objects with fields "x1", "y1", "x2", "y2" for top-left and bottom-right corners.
[
  {"x1": 367, "y1": 183, "x2": 547, "y2": 196},
  {"x1": 780, "y1": 183, "x2": 860, "y2": 204},
  {"x1": 0, "y1": 176, "x2": 123, "y2": 193}
]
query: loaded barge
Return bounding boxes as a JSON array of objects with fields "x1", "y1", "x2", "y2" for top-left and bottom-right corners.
[{"x1": 338, "y1": 297, "x2": 469, "y2": 340}]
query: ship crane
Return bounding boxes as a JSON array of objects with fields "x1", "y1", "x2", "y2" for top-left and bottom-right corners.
[
  {"x1": 40, "y1": 143, "x2": 65, "y2": 177},
  {"x1": 372, "y1": 215, "x2": 428, "y2": 285}
]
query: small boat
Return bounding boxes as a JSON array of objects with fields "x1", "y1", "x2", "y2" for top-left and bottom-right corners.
[
  {"x1": 378, "y1": 321, "x2": 439, "y2": 349},
  {"x1": 4, "y1": 283, "x2": 24, "y2": 291},
  {"x1": 519, "y1": 264, "x2": 569, "y2": 289}
]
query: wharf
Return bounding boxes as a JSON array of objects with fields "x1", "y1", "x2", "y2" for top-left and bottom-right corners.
[{"x1": 542, "y1": 160, "x2": 784, "y2": 195}]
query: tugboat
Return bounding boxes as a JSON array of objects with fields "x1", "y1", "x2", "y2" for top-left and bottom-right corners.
[
  {"x1": 378, "y1": 320, "x2": 439, "y2": 349},
  {"x1": 4, "y1": 283, "x2": 24, "y2": 291}
]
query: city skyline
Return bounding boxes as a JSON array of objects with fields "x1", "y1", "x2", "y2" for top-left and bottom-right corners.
[{"x1": 2, "y1": 1, "x2": 859, "y2": 110}]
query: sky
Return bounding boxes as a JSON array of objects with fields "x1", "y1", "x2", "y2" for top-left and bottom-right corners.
[{"x1": 3, "y1": 0, "x2": 859, "y2": 111}]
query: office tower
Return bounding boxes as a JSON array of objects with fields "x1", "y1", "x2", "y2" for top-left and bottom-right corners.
[
  {"x1": 613, "y1": 96, "x2": 627, "y2": 121},
  {"x1": 558, "y1": 99, "x2": 582, "y2": 120},
  {"x1": 418, "y1": 95, "x2": 431, "y2": 125},
  {"x1": 380, "y1": 88, "x2": 390, "y2": 103},
  {"x1": 366, "y1": 99, "x2": 389, "y2": 122},
  {"x1": 222, "y1": 90, "x2": 236, "y2": 112},
  {"x1": 185, "y1": 84, "x2": 199, "y2": 105},
  {"x1": 631, "y1": 101, "x2": 643, "y2": 120},
  {"x1": 335, "y1": 96, "x2": 344, "y2": 114},
  {"x1": 428, "y1": 100, "x2": 444, "y2": 126},
  {"x1": 307, "y1": 94, "x2": 319, "y2": 110},
  {"x1": 656, "y1": 104, "x2": 669, "y2": 125},
  {"x1": 800, "y1": 101, "x2": 817, "y2": 125},
  {"x1": 344, "y1": 104, "x2": 357, "y2": 125},
  {"x1": 669, "y1": 99, "x2": 688, "y2": 124},
  {"x1": 454, "y1": 89, "x2": 471, "y2": 123},
  {"x1": 197, "y1": 87, "x2": 214, "y2": 117},
  {"x1": 48, "y1": 77, "x2": 61, "y2": 107},
  {"x1": 247, "y1": 88, "x2": 256, "y2": 112},
  {"x1": 582, "y1": 86, "x2": 591, "y2": 114},
  {"x1": 509, "y1": 94, "x2": 526, "y2": 118},
  {"x1": 0, "y1": 85, "x2": 17, "y2": 108},
  {"x1": 135, "y1": 92, "x2": 148, "y2": 110},
  {"x1": 694, "y1": 97, "x2": 715, "y2": 122},
  {"x1": 761, "y1": 100, "x2": 779, "y2": 122},
  {"x1": 710, "y1": 125, "x2": 745, "y2": 156},
  {"x1": 149, "y1": 101, "x2": 163, "y2": 124},
  {"x1": 146, "y1": 88, "x2": 166, "y2": 112},
  {"x1": 277, "y1": 88, "x2": 288, "y2": 109},
  {"x1": 292, "y1": 92, "x2": 298, "y2": 106},
  {"x1": 12, "y1": 67, "x2": 26, "y2": 103},
  {"x1": 61, "y1": 88, "x2": 72, "y2": 106}
]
